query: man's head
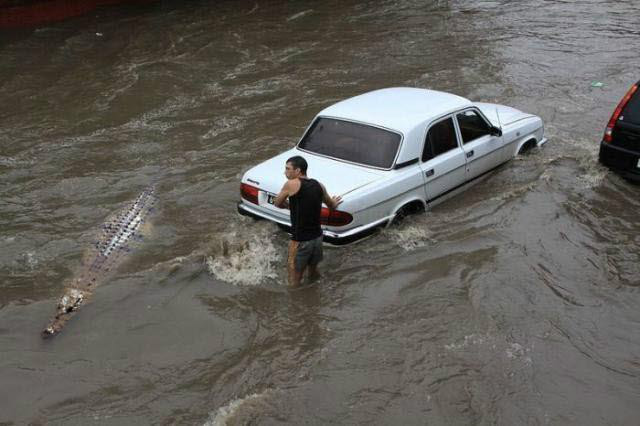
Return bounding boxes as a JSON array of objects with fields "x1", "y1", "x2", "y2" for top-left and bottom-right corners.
[{"x1": 285, "y1": 156, "x2": 308, "y2": 179}]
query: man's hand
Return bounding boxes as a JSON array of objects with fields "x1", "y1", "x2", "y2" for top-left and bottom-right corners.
[
  {"x1": 328, "y1": 195, "x2": 342, "y2": 210},
  {"x1": 321, "y1": 183, "x2": 342, "y2": 210}
]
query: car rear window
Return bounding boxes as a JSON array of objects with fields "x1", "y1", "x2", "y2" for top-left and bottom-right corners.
[
  {"x1": 298, "y1": 117, "x2": 401, "y2": 169},
  {"x1": 621, "y1": 89, "x2": 640, "y2": 125}
]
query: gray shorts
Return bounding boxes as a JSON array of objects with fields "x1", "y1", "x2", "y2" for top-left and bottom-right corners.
[{"x1": 288, "y1": 236, "x2": 323, "y2": 271}]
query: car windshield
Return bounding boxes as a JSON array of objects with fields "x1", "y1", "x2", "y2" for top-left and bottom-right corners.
[{"x1": 298, "y1": 117, "x2": 401, "y2": 169}]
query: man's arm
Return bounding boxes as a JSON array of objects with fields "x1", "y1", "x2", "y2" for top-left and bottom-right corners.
[
  {"x1": 274, "y1": 180, "x2": 294, "y2": 209},
  {"x1": 320, "y1": 183, "x2": 342, "y2": 210}
]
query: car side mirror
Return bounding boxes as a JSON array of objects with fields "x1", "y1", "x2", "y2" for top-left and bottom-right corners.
[{"x1": 490, "y1": 126, "x2": 502, "y2": 137}]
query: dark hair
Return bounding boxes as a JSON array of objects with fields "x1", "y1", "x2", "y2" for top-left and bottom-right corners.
[{"x1": 286, "y1": 156, "x2": 308, "y2": 174}]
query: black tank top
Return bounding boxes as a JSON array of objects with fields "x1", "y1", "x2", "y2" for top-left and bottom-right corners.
[{"x1": 289, "y1": 178, "x2": 323, "y2": 242}]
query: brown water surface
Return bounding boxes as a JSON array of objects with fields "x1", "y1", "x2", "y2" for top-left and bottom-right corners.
[{"x1": 1, "y1": 1, "x2": 640, "y2": 424}]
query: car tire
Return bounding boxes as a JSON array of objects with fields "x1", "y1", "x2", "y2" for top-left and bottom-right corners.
[
  {"x1": 392, "y1": 202, "x2": 424, "y2": 225},
  {"x1": 517, "y1": 139, "x2": 537, "y2": 155}
]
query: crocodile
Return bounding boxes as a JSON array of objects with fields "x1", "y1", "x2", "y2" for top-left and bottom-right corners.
[{"x1": 42, "y1": 186, "x2": 157, "y2": 337}]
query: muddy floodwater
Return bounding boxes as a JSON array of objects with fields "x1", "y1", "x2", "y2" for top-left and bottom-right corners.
[{"x1": 1, "y1": 0, "x2": 640, "y2": 424}]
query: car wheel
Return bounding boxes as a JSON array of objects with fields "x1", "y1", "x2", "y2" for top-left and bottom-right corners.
[
  {"x1": 517, "y1": 139, "x2": 537, "y2": 155},
  {"x1": 392, "y1": 202, "x2": 424, "y2": 225}
]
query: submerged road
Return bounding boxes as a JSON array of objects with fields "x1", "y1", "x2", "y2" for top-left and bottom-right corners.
[{"x1": 1, "y1": 0, "x2": 639, "y2": 424}]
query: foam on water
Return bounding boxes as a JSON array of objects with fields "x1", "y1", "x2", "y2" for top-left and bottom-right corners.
[
  {"x1": 287, "y1": 9, "x2": 313, "y2": 21},
  {"x1": 206, "y1": 224, "x2": 281, "y2": 286},
  {"x1": 385, "y1": 224, "x2": 435, "y2": 251},
  {"x1": 444, "y1": 333, "x2": 492, "y2": 351},
  {"x1": 539, "y1": 152, "x2": 608, "y2": 189},
  {"x1": 444, "y1": 334, "x2": 533, "y2": 366},
  {"x1": 124, "y1": 96, "x2": 199, "y2": 132},
  {"x1": 204, "y1": 391, "x2": 272, "y2": 426},
  {"x1": 541, "y1": 125, "x2": 608, "y2": 189},
  {"x1": 564, "y1": 136, "x2": 608, "y2": 189},
  {"x1": 21, "y1": 252, "x2": 38, "y2": 271},
  {"x1": 202, "y1": 117, "x2": 243, "y2": 140},
  {"x1": 0, "y1": 156, "x2": 17, "y2": 167}
]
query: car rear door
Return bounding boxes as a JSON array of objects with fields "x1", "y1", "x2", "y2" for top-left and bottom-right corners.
[
  {"x1": 455, "y1": 108, "x2": 504, "y2": 180},
  {"x1": 420, "y1": 116, "x2": 467, "y2": 202}
]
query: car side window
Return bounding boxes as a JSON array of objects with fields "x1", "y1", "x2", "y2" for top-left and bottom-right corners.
[
  {"x1": 422, "y1": 117, "x2": 458, "y2": 161},
  {"x1": 457, "y1": 110, "x2": 492, "y2": 143}
]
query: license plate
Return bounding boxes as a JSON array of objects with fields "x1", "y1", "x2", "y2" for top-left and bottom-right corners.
[{"x1": 266, "y1": 194, "x2": 276, "y2": 205}]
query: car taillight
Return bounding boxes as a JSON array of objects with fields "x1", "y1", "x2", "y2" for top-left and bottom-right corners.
[
  {"x1": 320, "y1": 207, "x2": 353, "y2": 226},
  {"x1": 604, "y1": 83, "x2": 638, "y2": 143},
  {"x1": 240, "y1": 183, "x2": 259, "y2": 204}
]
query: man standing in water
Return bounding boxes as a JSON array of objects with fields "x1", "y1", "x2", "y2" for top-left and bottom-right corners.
[{"x1": 274, "y1": 156, "x2": 341, "y2": 288}]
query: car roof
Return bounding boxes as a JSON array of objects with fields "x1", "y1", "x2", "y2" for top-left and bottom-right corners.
[{"x1": 317, "y1": 87, "x2": 473, "y2": 134}]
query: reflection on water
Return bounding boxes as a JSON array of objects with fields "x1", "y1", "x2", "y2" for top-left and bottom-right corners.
[{"x1": 1, "y1": 0, "x2": 640, "y2": 424}]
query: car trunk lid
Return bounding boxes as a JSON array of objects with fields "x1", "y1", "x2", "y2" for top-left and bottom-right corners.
[{"x1": 242, "y1": 149, "x2": 385, "y2": 203}]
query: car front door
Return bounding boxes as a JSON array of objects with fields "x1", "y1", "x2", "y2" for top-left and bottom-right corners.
[
  {"x1": 455, "y1": 108, "x2": 504, "y2": 180},
  {"x1": 420, "y1": 116, "x2": 467, "y2": 203}
]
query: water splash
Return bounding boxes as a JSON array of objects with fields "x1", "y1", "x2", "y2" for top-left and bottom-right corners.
[
  {"x1": 385, "y1": 224, "x2": 436, "y2": 251},
  {"x1": 206, "y1": 224, "x2": 281, "y2": 286}
]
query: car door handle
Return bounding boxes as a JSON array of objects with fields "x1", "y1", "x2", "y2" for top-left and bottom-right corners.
[
  {"x1": 466, "y1": 150, "x2": 474, "y2": 158},
  {"x1": 425, "y1": 169, "x2": 434, "y2": 177}
]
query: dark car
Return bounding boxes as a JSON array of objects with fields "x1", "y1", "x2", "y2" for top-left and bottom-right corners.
[{"x1": 599, "y1": 80, "x2": 640, "y2": 181}]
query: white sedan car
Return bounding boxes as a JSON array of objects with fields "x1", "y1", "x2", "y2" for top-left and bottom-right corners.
[{"x1": 238, "y1": 87, "x2": 546, "y2": 245}]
